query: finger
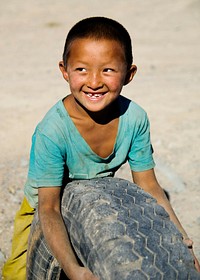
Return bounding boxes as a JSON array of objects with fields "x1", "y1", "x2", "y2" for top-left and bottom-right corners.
[{"x1": 194, "y1": 257, "x2": 200, "y2": 272}]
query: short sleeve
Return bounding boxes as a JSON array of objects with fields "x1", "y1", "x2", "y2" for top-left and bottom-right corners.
[
  {"x1": 128, "y1": 113, "x2": 155, "y2": 172},
  {"x1": 28, "y1": 129, "x2": 65, "y2": 187}
]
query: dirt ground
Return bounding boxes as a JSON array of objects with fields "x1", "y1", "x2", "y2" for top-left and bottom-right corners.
[{"x1": 0, "y1": 0, "x2": 200, "y2": 276}]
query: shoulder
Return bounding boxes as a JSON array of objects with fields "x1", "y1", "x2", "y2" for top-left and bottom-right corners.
[
  {"x1": 33, "y1": 99, "x2": 70, "y2": 144},
  {"x1": 37, "y1": 100, "x2": 68, "y2": 133},
  {"x1": 119, "y1": 95, "x2": 148, "y2": 122}
]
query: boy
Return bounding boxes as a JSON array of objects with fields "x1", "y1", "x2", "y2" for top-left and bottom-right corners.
[{"x1": 3, "y1": 17, "x2": 199, "y2": 279}]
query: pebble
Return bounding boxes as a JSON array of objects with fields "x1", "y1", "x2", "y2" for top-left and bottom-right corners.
[{"x1": 8, "y1": 187, "x2": 16, "y2": 195}]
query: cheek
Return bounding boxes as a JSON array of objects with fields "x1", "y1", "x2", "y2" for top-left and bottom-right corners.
[
  {"x1": 109, "y1": 77, "x2": 125, "y2": 91},
  {"x1": 68, "y1": 75, "x2": 84, "y2": 90}
]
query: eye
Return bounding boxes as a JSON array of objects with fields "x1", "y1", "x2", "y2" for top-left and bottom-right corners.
[
  {"x1": 76, "y1": 67, "x2": 87, "y2": 72},
  {"x1": 103, "y1": 68, "x2": 114, "y2": 73}
]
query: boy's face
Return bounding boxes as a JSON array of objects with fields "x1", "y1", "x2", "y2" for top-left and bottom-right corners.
[{"x1": 59, "y1": 38, "x2": 136, "y2": 113}]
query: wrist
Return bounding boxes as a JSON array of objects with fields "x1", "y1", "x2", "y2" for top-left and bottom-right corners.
[{"x1": 62, "y1": 261, "x2": 81, "y2": 279}]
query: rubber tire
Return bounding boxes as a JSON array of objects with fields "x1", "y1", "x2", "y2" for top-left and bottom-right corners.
[{"x1": 27, "y1": 177, "x2": 200, "y2": 280}]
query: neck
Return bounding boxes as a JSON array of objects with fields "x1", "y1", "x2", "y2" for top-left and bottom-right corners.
[{"x1": 73, "y1": 97, "x2": 120, "y2": 125}]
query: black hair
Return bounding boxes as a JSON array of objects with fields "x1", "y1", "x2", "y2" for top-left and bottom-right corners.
[{"x1": 62, "y1": 17, "x2": 133, "y2": 69}]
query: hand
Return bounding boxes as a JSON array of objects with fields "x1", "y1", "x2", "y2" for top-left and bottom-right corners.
[
  {"x1": 183, "y1": 237, "x2": 200, "y2": 272},
  {"x1": 193, "y1": 253, "x2": 200, "y2": 272},
  {"x1": 188, "y1": 248, "x2": 200, "y2": 272},
  {"x1": 70, "y1": 267, "x2": 99, "y2": 280}
]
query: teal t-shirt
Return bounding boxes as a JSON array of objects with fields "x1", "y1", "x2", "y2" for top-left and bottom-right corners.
[{"x1": 24, "y1": 95, "x2": 155, "y2": 208}]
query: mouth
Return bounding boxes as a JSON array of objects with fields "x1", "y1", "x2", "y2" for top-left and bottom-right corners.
[
  {"x1": 86, "y1": 93, "x2": 103, "y2": 97},
  {"x1": 84, "y1": 92, "x2": 106, "y2": 100}
]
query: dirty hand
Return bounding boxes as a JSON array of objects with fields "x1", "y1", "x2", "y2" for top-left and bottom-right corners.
[
  {"x1": 183, "y1": 237, "x2": 200, "y2": 272},
  {"x1": 189, "y1": 249, "x2": 200, "y2": 272},
  {"x1": 193, "y1": 254, "x2": 200, "y2": 272}
]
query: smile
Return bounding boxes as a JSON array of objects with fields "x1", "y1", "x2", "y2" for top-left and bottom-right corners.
[
  {"x1": 86, "y1": 93, "x2": 103, "y2": 97},
  {"x1": 84, "y1": 92, "x2": 106, "y2": 100}
]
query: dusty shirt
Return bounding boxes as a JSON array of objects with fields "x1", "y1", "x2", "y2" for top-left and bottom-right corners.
[{"x1": 24, "y1": 95, "x2": 155, "y2": 208}]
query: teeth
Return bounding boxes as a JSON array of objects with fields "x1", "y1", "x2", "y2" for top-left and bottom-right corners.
[
  {"x1": 87, "y1": 93, "x2": 102, "y2": 97},
  {"x1": 94, "y1": 94, "x2": 102, "y2": 97}
]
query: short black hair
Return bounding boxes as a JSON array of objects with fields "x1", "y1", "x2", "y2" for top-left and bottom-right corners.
[{"x1": 62, "y1": 17, "x2": 133, "y2": 69}]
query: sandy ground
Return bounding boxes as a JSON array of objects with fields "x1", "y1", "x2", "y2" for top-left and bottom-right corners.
[{"x1": 0, "y1": 0, "x2": 200, "y2": 276}]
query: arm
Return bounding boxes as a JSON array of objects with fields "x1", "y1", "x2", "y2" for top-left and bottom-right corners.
[
  {"x1": 38, "y1": 187, "x2": 99, "y2": 280},
  {"x1": 131, "y1": 168, "x2": 200, "y2": 272}
]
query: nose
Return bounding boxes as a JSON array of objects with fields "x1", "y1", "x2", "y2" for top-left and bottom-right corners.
[{"x1": 87, "y1": 72, "x2": 103, "y2": 90}]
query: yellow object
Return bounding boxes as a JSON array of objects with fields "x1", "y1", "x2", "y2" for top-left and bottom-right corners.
[{"x1": 2, "y1": 197, "x2": 35, "y2": 280}]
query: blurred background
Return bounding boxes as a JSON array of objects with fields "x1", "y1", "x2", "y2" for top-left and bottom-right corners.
[{"x1": 0, "y1": 0, "x2": 200, "y2": 272}]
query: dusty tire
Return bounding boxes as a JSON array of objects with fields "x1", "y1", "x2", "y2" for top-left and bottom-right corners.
[{"x1": 27, "y1": 177, "x2": 200, "y2": 280}]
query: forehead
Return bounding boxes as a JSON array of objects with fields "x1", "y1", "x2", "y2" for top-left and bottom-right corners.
[{"x1": 67, "y1": 38, "x2": 126, "y2": 63}]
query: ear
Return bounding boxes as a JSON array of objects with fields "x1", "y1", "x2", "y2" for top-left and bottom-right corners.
[
  {"x1": 124, "y1": 64, "x2": 137, "y2": 85},
  {"x1": 59, "y1": 61, "x2": 69, "y2": 82}
]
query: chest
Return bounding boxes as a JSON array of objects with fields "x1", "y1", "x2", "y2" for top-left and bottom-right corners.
[{"x1": 72, "y1": 118, "x2": 119, "y2": 158}]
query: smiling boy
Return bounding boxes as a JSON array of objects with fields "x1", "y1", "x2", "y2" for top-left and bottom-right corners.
[
  {"x1": 3, "y1": 17, "x2": 199, "y2": 280},
  {"x1": 59, "y1": 38, "x2": 136, "y2": 159}
]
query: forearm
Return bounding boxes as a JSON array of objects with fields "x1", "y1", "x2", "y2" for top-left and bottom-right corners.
[
  {"x1": 147, "y1": 185, "x2": 189, "y2": 238},
  {"x1": 39, "y1": 208, "x2": 79, "y2": 278},
  {"x1": 132, "y1": 169, "x2": 189, "y2": 238},
  {"x1": 132, "y1": 169, "x2": 199, "y2": 271},
  {"x1": 140, "y1": 183, "x2": 200, "y2": 271}
]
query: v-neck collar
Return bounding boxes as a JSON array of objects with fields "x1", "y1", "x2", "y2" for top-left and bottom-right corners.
[{"x1": 59, "y1": 99, "x2": 123, "y2": 160}]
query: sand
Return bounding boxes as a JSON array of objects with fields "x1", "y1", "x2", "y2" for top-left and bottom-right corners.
[{"x1": 0, "y1": 0, "x2": 200, "y2": 275}]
